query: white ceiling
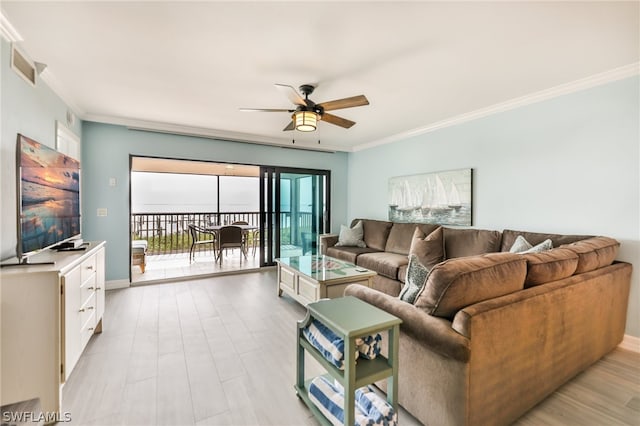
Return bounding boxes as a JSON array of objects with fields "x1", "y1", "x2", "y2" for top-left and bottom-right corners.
[
  {"x1": 132, "y1": 157, "x2": 260, "y2": 177},
  {"x1": 2, "y1": 1, "x2": 638, "y2": 152}
]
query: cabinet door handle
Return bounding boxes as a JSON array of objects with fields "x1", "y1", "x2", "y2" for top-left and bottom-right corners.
[
  {"x1": 88, "y1": 286, "x2": 95, "y2": 290},
  {"x1": 88, "y1": 327, "x2": 94, "y2": 331},
  {"x1": 78, "y1": 308, "x2": 85, "y2": 313},
  {"x1": 86, "y1": 266, "x2": 94, "y2": 270},
  {"x1": 87, "y1": 306, "x2": 94, "y2": 310},
  {"x1": 96, "y1": 287, "x2": 102, "y2": 290}
]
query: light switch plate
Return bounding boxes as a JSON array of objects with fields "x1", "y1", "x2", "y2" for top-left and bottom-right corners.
[
  {"x1": 97, "y1": 208, "x2": 108, "y2": 217},
  {"x1": 109, "y1": 177, "x2": 116, "y2": 187}
]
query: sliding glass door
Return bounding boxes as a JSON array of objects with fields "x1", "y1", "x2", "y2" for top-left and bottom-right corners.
[{"x1": 259, "y1": 167, "x2": 330, "y2": 266}]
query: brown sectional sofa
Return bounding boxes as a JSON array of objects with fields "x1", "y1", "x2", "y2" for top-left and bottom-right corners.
[{"x1": 319, "y1": 219, "x2": 632, "y2": 425}]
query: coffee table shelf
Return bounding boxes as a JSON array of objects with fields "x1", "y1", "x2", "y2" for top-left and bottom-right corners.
[{"x1": 296, "y1": 296, "x2": 402, "y2": 425}]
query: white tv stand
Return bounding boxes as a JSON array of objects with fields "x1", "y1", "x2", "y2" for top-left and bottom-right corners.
[{"x1": 1, "y1": 241, "x2": 106, "y2": 420}]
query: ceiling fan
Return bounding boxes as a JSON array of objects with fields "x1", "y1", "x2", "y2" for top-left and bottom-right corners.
[{"x1": 240, "y1": 84, "x2": 369, "y2": 132}]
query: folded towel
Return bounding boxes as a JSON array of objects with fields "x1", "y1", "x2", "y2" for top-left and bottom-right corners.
[
  {"x1": 333, "y1": 380, "x2": 398, "y2": 426},
  {"x1": 308, "y1": 376, "x2": 374, "y2": 426},
  {"x1": 303, "y1": 320, "x2": 357, "y2": 370},
  {"x1": 354, "y1": 387, "x2": 397, "y2": 425},
  {"x1": 356, "y1": 334, "x2": 382, "y2": 360}
]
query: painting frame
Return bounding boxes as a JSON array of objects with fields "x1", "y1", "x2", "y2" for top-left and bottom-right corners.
[{"x1": 388, "y1": 168, "x2": 472, "y2": 226}]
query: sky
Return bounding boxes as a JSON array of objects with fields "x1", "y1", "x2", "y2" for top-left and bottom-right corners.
[
  {"x1": 131, "y1": 172, "x2": 259, "y2": 213},
  {"x1": 131, "y1": 172, "x2": 316, "y2": 214}
]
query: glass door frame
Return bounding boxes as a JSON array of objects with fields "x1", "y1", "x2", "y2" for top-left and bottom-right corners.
[{"x1": 259, "y1": 166, "x2": 330, "y2": 267}]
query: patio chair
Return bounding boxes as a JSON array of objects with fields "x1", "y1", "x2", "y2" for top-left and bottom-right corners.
[
  {"x1": 217, "y1": 225, "x2": 247, "y2": 264},
  {"x1": 188, "y1": 224, "x2": 216, "y2": 263},
  {"x1": 232, "y1": 220, "x2": 259, "y2": 256}
]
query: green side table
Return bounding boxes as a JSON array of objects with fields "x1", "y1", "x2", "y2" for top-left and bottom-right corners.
[{"x1": 296, "y1": 296, "x2": 402, "y2": 425}]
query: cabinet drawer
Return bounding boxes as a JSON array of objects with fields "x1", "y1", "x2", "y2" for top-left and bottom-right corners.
[
  {"x1": 79, "y1": 295, "x2": 96, "y2": 331},
  {"x1": 80, "y1": 311, "x2": 96, "y2": 349},
  {"x1": 80, "y1": 273, "x2": 97, "y2": 303},
  {"x1": 297, "y1": 276, "x2": 319, "y2": 304},
  {"x1": 80, "y1": 254, "x2": 97, "y2": 283},
  {"x1": 279, "y1": 267, "x2": 296, "y2": 292}
]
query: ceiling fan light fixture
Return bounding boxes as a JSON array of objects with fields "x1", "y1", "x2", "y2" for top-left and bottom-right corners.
[{"x1": 294, "y1": 111, "x2": 318, "y2": 132}]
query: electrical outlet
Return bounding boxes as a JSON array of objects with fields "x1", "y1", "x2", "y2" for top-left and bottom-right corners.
[{"x1": 97, "y1": 208, "x2": 108, "y2": 217}]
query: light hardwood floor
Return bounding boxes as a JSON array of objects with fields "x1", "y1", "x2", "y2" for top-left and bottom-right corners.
[{"x1": 62, "y1": 270, "x2": 640, "y2": 425}]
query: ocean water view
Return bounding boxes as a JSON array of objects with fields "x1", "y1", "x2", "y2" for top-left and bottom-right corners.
[{"x1": 21, "y1": 182, "x2": 80, "y2": 253}]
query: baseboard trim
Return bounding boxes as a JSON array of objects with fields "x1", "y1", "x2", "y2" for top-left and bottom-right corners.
[
  {"x1": 106, "y1": 279, "x2": 130, "y2": 290},
  {"x1": 619, "y1": 334, "x2": 640, "y2": 353}
]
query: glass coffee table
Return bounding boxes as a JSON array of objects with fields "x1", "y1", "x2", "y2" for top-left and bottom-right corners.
[{"x1": 276, "y1": 255, "x2": 377, "y2": 306}]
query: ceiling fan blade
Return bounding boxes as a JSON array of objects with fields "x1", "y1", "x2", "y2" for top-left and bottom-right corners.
[
  {"x1": 239, "y1": 108, "x2": 294, "y2": 112},
  {"x1": 283, "y1": 120, "x2": 295, "y2": 131},
  {"x1": 275, "y1": 84, "x2": 307, "y2": 106},
  {"x1": 321, "y1": 113, "x2": 356, "y2": 129},
  {"x1": 318, "y1": 95, "x2": 369, "y2": 111}
]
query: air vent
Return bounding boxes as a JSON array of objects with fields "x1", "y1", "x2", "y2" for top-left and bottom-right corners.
[{"x1": 11, "y1": 45, "x2": 35, "y2": 86}]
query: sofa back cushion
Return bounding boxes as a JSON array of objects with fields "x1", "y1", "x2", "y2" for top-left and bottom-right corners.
[
  {"x1": 521, "y1": 248, "x2": 578, "y2": 288},
  {"x1": 326, "y1": 246, "x2": 378, "y2": 264},
  {"x1": 385, "y1": 222, "x2": 440, "y2": 255},
  {"x1": 561, "y1": 236, "x2": 620, "y2": 273},
  {"x1": 351, "y1": 219, "x2": 393, "y2": 251},
  {"x1": 501, "y1": 229, "x2": 590, "y2": 252},
  {"x1": 414, "y1": 252, "x2": 527, "y2": 319},
  {"x1": 443, "y1": 228, "x2": 502, "y2": 259}
]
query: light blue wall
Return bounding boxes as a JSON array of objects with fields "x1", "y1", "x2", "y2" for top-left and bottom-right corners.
[
  {"x1": 81, "y1": 122, "x2": 349, "y2": 281},
  {"x1": 347, "y1": 76, "x2": 640, "y2": 337},
  {"x1": 0, "y1": 38, "x2": 82, "y2": 260}
]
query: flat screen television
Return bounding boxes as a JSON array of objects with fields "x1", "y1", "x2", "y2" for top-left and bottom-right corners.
[{"x1": 16, "y1": 133, "x2": 81, "y2": 262}]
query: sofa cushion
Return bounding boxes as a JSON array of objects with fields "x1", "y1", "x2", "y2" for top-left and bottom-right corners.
[
  {"x1": 414, "y1": 252, "x2": 527, "y2": 319},
  {"x1": 561, "y1": 236, "x2": 620, "y2": 274},
  {"x1": 351, "y1": 219, "x2": 393, "y2": 251},
  {"x1": 326, "y1": 246, "x2": 379, "y2": 264},
  {"x1": 509, "y1": 235, "x2": 553, "y2": 254},
  {"x1": 385, "y1": 223, "x2": 440, "y2": 255},
  {"x1": 397, "y1": 265, "x2": 408, "y2": 283},
  {"x1": 409, "y1": 226, "x2": 445, "y2": 270},
  {"x1": 443, "y1": 228, "x2": 502, "y2": 259},
  {"x1": 372, "y1": 274, "x2": 403, "y2": 296},
  {"x1": 335, "y1": 220, "x2": 366, "y2": 248},
  {"x1": 501, "y1": 229, "x2": 590, "y2": 252},
  {"x1": 521, "y1": 248, "x2": 579, "y2": 287},
  {"x1": 399, "y1": 254, "x2": 431, "y2": 304},
  {"x1": 357, "y1": 251, "x2": 408, "y2": 280}
]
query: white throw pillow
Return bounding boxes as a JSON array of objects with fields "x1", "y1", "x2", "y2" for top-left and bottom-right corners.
[
  {"x1": 510, "y1": 235, "x2": 553, "y2": 254},
  {"x1": 335, "y1": 221, "x2": 367, "y2": 248}
]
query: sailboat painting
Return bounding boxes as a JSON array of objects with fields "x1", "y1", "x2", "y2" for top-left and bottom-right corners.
[{"x1": 388, "y1": 168, "x2": 472, "y2": 225}]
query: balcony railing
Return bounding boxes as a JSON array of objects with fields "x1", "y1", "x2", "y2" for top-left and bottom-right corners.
[{"x1": 130, "y1": 211, "x2": 313, "y2": 256}]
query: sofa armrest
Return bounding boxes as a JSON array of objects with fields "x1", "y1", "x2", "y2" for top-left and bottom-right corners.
[
  {"x1": 319, "y1": 233, "x2": 339, "y2": 255},
  {"x1": 345, "y1": 284, "x2": 470, "y2": 362}
]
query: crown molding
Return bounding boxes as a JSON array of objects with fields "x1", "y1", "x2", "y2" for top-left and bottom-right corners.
[
  {"x1": 83, "y1": 114, "x2": 342, "y2": 153},
  {"x1": 1, "y1": 11, "x2": 84, "y2": 116},
  {"x1": 39, "y1": 68, "x2": 85, "y2": 117},
  {"x1": 0, "y1": 11, "x2": 22, "y2": 42},
  {"x1": 352, "y1": 63, "x2": 640, "y2": 152}
]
